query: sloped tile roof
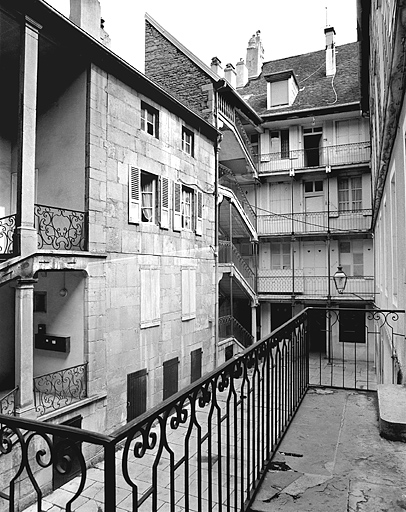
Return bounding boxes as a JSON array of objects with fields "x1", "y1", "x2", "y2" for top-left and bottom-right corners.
[{"x1": 239, "y1": 42, "x2": 360, "y2": 116}]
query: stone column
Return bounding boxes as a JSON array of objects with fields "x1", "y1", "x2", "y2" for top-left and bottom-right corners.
[
  {"x1": 15, "y1": 278, "x2": 36, "y2": 416},
  {"x1": 16, "y1": 17, "x2": 41, "y2": 257}
]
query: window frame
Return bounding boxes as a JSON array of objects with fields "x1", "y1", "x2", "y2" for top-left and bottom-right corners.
[
  {"x1": 182, "y1": 126, "x2": 194, "y2": 157},
  {"x1": 338, "y1": 176, "x2": 362, "y2": 212},
  {"x1": 141, "y1": 101, "x2": 159, "y2": 138}
]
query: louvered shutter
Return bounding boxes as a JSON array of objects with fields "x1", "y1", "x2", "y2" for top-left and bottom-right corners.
[
  {"x1": 128, "y1": 166, "x2": 141, "y2": 223},
  {"x1": 195, "y1": 191, "x2": 203, "y2": 236},
  {"x1": 173, "y1": 182, "x2": 182, "y2": 231},
  {"x1": 160, "y1": 177, "x2": 170, "y2": 229}
]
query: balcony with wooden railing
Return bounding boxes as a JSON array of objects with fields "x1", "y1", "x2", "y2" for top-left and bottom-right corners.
[
  {"x1": 258, "y1": 141, "x2": 371, "y2": 174},
  {"x1": 257, "y1": 208, "x2": 372, "y2": 237}
]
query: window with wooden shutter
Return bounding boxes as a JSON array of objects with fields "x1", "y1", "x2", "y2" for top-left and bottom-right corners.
[
  {"x1": 160, "y1": 177, "x2": 170, "y2": 229},
  {"x1": 173, "y1": 182, "x2": 182, "y2": 231},
  {"x1": 195, "y1": 191, "x2": 203, "y2": 236},
  {"x1": 182, "y1": 268, "x2": 196, "y2": 320},
  {"x1": 128, "y1": 166, "x2": 141, "y2": 223},
  {"x1": 140, "y1": 268, "x2": 160, "y2": 327}
]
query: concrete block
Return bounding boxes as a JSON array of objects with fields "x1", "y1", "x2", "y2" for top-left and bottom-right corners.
[{"x1": 378, "y1": 384, "x2": 406, "y2": 441}]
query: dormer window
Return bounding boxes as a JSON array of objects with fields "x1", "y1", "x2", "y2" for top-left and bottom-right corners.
[{"x1": 265, "y1": 70, "x2": 298, "y2": 109}]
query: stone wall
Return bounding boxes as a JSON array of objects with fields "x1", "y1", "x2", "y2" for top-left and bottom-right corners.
[
  {"x1": 87, "y1": 65, "x2": 216, "y2": 432},
  {"x1": 145, "y1": 21, "x2": 215, "y2": 124}
]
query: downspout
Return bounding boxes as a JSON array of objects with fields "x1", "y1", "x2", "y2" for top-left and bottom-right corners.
[{"x1": 213, "y1": 89, "x2": 221, "y2": 369}]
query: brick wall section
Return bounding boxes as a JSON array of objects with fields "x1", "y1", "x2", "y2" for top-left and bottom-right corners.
[{"x1": 145, "y1": 21, "x2": 215, "y2": 124}]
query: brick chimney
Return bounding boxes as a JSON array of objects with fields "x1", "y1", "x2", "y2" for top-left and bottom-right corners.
[
  {"x1": 325, "y1": 26, "x2": 336, "y2": 76},
  {"x1": 236, "y1": 58, "x2": 248, "y2": 88},
  {"x1": 211, "y1": 57, "x2": 223, "y2": 77},
  {"x1": 70, "y1": 0, "x2": 110, "y2": 47},
  {"x1": 224, "y1": 63, "x2": 237, "y2": 88},
  {"x1": 246, "y1": 30, "x2": 264, "y2": 78}
]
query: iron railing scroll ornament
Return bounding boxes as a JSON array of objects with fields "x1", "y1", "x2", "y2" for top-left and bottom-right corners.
[
  {"x1": 0, "y1": 387, "x2": 18, "y2": 416},
  {"x1": 0, "y1": 214, "x2": 16, "y2": 257},
  {"x1": 34, "y1": 204, "x2": 87, "y2": 251},
  {"x1": 33, "y1": 363, "x2": 88, "y2": 416}
]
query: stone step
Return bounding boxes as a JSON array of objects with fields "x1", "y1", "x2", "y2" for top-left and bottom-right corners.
[{"x1": 378, "y1": 384, "x2": 406, "y2": 441}]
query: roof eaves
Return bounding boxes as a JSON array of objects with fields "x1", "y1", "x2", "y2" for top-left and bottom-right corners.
[
  {"x1": 14, "y1": 0, "x2": 220, "y2": 141},
  {"x1": 261, "y1": 101, "x2": 361, "y2": 121}
]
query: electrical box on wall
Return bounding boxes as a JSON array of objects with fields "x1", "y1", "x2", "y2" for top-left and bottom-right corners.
[{"x1": 35, "y1": 325, "x2": 70, "y2": 353}]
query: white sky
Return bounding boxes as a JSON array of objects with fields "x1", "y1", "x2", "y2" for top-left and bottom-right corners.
[{"x1": 44, "y1": 0, "x2": 357, "y2": 73}]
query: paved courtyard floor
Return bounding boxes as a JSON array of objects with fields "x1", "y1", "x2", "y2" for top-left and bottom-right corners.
[{"x1": 251, "y1": 387, "x2": 406, "y2": 512}]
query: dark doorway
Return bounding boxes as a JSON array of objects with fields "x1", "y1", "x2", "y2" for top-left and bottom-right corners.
[
  {"x1": 308, "y1": 308, "x2": 327, "y2": 352},
  {"x1": 53, "y1": 415, "x2": 82, "y2": 490},
  {"x1": 191, "y1": 348, "x2": 202, "y2": 383},
  {"x1": 304, "y1": 134, "x2": 322, "y2": 167},
  {"x1": 127, "y1": 369, "x2": 147, "y2": 422},
  {"x1": 271, "y1": 303, "x2": 292, "y2": 331},
  {"x1": 163, "y1": 358, "x2": 179, "y2": 400},
  {"x1": 339, "y1": 307, "x2": 365, "y2": 343},
  {"x1": 225, "y1": 345, "x2": 234, "y2": 361}
]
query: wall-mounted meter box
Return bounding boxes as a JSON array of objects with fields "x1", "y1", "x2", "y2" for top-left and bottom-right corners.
[{"x1": 35, "y1": 324, "x2": 70, "y2": 353}]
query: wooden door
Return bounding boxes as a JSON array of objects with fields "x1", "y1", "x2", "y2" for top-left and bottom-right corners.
[
  {"x1": 127, "y1": 369, "x2": 147, "y2": 422},
  {"x1": 191, "y1": 349, "x2": 202, "y2": 383},
  {"x1": 163, "y1": 358, "x2": 178, "y2": 400}
]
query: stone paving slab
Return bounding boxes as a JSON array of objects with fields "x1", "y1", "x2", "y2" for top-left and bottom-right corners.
[{"x1": 250, "y1": 388, "x2": 406, "y2": 512}]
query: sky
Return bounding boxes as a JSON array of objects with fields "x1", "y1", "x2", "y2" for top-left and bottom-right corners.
[{"x1": 44, "y1": 0, "x2": 357, "y2": 73}]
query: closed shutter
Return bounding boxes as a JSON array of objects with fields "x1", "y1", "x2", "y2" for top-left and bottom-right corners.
[
  {"x1": 141, "y1": 268, "x2": 160, "y2": 327},
  {"x1": 173, "y1": 182, "x2": 182, "y2": 231},
  {"x1": 182, "y1": 268, "x2": 196, "y2": 320},
  {"x1": 160, "y1": 177, "x2": 170, "y2": 229},
  {"x1": 128, "y1": 166, "x2": 141, "y2": 223},
  {"x1": 191, "y1": 348, "x2": 202, "y2": 383},
  {"x1": 127, "y1": 369, "x2": 147, "y2": 422},
  {"x1": 195, "y1": 191, "x2": 203, "y2": 236},
  {"x1": 163, "y1": 358, "x2": 179, "y2": 400}
]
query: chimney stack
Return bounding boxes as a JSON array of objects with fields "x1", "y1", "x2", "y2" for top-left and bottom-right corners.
[
  {"x1": 236, "y1": 58, "x2": 248, "y2": 88},
  {"x1": 224, "y1": 63, "x2": 237, "y2": 89},
  {"x1": 324, "y1": 26, "x2": 336, "y2": 76},
  {"x1": 70, "y1": 0, "x2": 110, "y2": 47},
  {"x1": 246, "y1": 30, "x2": 264, "y2": 79},
  {"x1": 211, "y1": 57, "x2": 223, "y2": 77}
]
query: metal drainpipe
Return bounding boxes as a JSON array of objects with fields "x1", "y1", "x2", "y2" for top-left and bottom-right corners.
[{"x1": 214, "y1": 90, "x2": 220, "y2": 369}]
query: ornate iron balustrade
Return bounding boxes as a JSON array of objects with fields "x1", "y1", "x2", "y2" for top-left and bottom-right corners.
[
  {"x1": 33, "y1": 363, "x2": 88, "y2": 416},
  {"x1": 34, "y1": 204, "x2": 87, "y2": 251},
  {"x1": 0, "y1": 387, "x2": 18, "y2": 416},
  {"x1": 257, "y1": 208, "x2": 372, "y2": 236},
  {"x1": 259, "y1": 141, "x2": 370, "y2": 173},
  {"x1": 219, "y1": 240, "x2": 256, "y2": 291},
  {"x1": 0, "y1": 214, "x2": 16, "y2": 257},
  {"x1": 218, "y1": 314, "x2": 254, "y2": 347},
  {"x1": 257, "y1": 273, "x2": 374, "y2": 298},
  {"x1": 308, "y1": 308, "x2": 404, "y2": 390},
  {"x1": 0, "y1": 311, "x2": 309, "y2": 511},
  {"x1": 219, "y1": 164, "x2": 257, "y2": 229}
]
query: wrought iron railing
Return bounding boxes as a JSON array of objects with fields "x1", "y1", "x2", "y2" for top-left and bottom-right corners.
[
  {"x1": 257, "y1": 208, "x2": 372, "y2": 236},
  {"x1": 0, "y1": 387, "x2": 18, "y2": 416},
  {"x1": 308, "y1": 308, "x2": 404, "y2": 391},
  {"x1": 258, "y1": 141, "x2": 371, "y2": 173},
  {"x1": 0, "y1": 214, "x2": 16, "y2": 257},
  {"x1": 219, "y1": 240, "x2": 255, "y2": 291},
  {"x1": 33, "y1": 363, "x2": 88, "y2": 416},
  {"x1": 0, "y1": 311, "x2": 309, "y2": 511},
  {"x1": 34, "y1": 204, "x2": 87, "y2": 251},
  {"x1": 218, "y1": 314, "x2": 254, "y2": 347},
  {"x1": 257, "y1": 273, "x2": 374, "y2": 298}
]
